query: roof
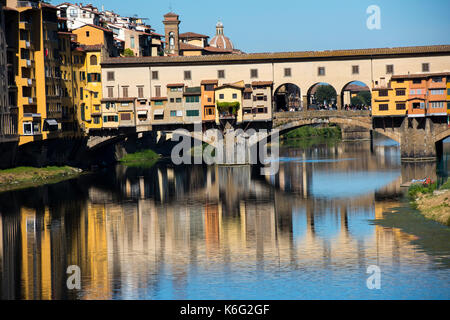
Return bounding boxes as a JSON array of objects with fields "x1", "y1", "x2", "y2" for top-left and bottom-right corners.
[
  {"x1": 73, "y1": 24, "x2": 113, "y2": 34},
  {"x1": 180, "y1": 32, "x2": 209, "y2": 39},
  {"x1": 2, "y1": 7, "x2": 18, "y2": 12},
  {"x1": 184, "y1": 87, "x2": 201, "y2": 95},
  {"x1": 391, "y1": 72, "x2": 450, "y2": 79},
  {"x1": 201, "y1": 80, "x2": 219, "y2": 85},
  {"x1": 101, "y1": 97, "x2": 136, "y2": 102},
  {"x1": 204, "y1": 46, "x2": 233, "y2": 54},
  {"x1": 252, "y1": 81, "x2": 273, "y2": 87},
  {"x1": 151, "y1": 97, "x2": 168, "y2": 101},
  {"x1": 167, "y1": 83, "x2": 185, "y2": 88},
  {"x1": 41, "y1": 3, "x2": 58, "y2": 10},
  {"x1": 102, "y1": 45, "x2": 450, "y2": 67},
  {"x1": 81, "y1": 44, "x2": 103, "y2": 52},
  {"x1": 164, "y1": 12, "x2": 179, "y2": 18},
  {"x1": 344, "y1": 84, "x2": 370, "y2": 92},
  {"x1": 216, "y1": 83, "x2": 244, "y2": 90},
  {"x1": 179, "y1": 42, "x2": 204, "y2": 51},
  {"x1": 210, "y1": 34, "x2": 234, "y2": 51}
]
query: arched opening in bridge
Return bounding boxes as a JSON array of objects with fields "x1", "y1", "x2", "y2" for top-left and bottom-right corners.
[
  {"x1": 341, "y1": 81, "x2": 371, "y2": 111},
  {"x1": 307, "y1": 83, "x2": 337, "y2": 110},
  {"x1": 274, "y1": 83, "x2": 302, "y2": 112}
]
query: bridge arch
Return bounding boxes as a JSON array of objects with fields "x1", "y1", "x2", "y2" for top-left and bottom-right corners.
[
  {"x1": 340, "y1": 81, "x2": 372, "y2": 110},
  {"x1": 306, "y1": 83, "x2": 338, "y2": 110},
  {"x1": 435, "y1": 128, "x2": 450, "y2": 144},
  {"x1": 274, "y1": 83, "x2": 302, "y2": 112}
]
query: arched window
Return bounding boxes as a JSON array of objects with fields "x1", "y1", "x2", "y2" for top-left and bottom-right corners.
[
  {"x1": 169, "y1": 32, "x2": 175, "y2": 50},
  {"x1": 90, "y1": 55, "x2": 98, "y2": 66}
]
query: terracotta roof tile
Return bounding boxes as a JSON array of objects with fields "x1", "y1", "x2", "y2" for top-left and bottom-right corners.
[
  {"x1": 252, "y1": 81, "x2": 273, "y2": 87},
  {"x1": 102, "y1": 45, "x2": 450, "y2": 66},
  {"x1": 201, "y1": 80, "x2": 219, "y2": 85},
  {"x1": 180, "y1": 32, "x2": 209, "y2": 39},
  {"x1": 167, "y1": 83, "x2": 185, "y2": 87}
]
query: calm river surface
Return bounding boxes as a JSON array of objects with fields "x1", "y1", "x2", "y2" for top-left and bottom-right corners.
[{"x1": 0, "y1": 137, "x2": 449, "y2": 300}]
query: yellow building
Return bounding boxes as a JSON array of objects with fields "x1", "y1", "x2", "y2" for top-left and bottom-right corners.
[
  {"x1": 72, "y1": 24, "x2": 116, "y2": 56},
  {"x1": 214, "y1": 81, "x2": 244, "y2": 124},
  {"x1": 78, "y1": 45, "x2": 103, "y2": 133},
  {"x1": 71, "y1": 45, "x2": 87, "y2": 133},
  {"x1": 372, "y1": 78, "x2": 409, "y2": 117}
]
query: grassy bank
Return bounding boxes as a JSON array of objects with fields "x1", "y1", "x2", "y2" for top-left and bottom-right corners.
[
  {"x1": 119, "y1": 149, "x2": 161, "y2": 168},
  {"x1": 282, "y1": 125, "x2": 341, "y2": 140},
  {"x1": 0, "y1": 166, "x2": 83, "y2": 193},
  {"x1": 408, "y1": 179, "x2": 450, "y2": 226}
]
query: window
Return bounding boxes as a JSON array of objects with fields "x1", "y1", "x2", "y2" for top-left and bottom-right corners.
[
  {"x1": 430, "y1": 89, "x2": 444, "y2": 95},
  {"x1": 430, "y1": 101, "x2": 445, "y2": 108},
  {"x1": 244, "y1": 92, "x2": 252, "y2": 100},
  {"x1": 413, "y1": 79, "x2": 421, "y2": 84},
  {"x1": 155, "y1": 86, "x2": 161, "y2": 97},
  {"x1": 250, "y1": 69, "x2": 258, "y2": 78},
  {"x1": 152, "y1": 71, "x2": 158, "y2": 80},
  {"x1": 218, "y1": 70, "x2": 225, "y2": 79},
  {"x1": 396, "y1": 89, "x2": 405, "y2": 96},
  {"x1": 396, "y1": 103, "x2": 406, "y2": 110},
  {"x1": 447, "y1": 89, "x2": 450, "y2": 95},
  {"x1": 107, "y1": 71, "x2": 115, "y2": 81},
  {"x1": 107, "y1": 87, "x2": 114, "y2": 98},
  {"x1": 93, "y1": 117, "x2": 100, "y2": 124},
  {"x1": 186, "y1": 110, "x2": 200, "y2": 117},
  {"x1": 86, "y1": 31, "x2": 90, "y2": 37},
  {"x1": 410, "y1": 89, "x2": 415, "y2": 95},
  {"x1": 204, "y1": 84, "x2": 215, "y2": 91},
  {"x1": 120, "y1": 113, "x2": 131, "y2": 121},
  {"x1": 379, "y1": 104, "x2": 388, "y2": 111},
  {"x1": 422, "y1": 63, "x2": 430, "y2": 72},
  {"x1": 170, "y1": 110, "x2": 177, "y2": 117},
  {"x1": 80, "y1": 87, "x2": 83, "y2": 100},
  {"x1": 122, "y1": 86, "x2": 128, "y2": 98},
  {"x1": 103, "y1": 115, "x2": 118, "y2": 122},
  {"x1": 23, "y1": 122, "x2": 33, "y2": 135},
  {"x1": 318, "y1": 67, "x2": 325, "y2": 76},
  {"x1": 176, "y1": 98, "x2": 182, "y2": 103},
  {"x1": 90, "y1": 55, "x2": 98, "y2": 65},
  {"x1": 154, "y1": 101, "x2": 163, "y2": 106},
  {"x1": 184, "y1": 70, "x2": 191, "y2": 80},
  {"x1": 204, "y1": 107, "x2": 215, "y2": 116},
  {"x1": 379, "y1": 90, "x2": 388, "y2": 97},
  {"x1": 284, "y1": 68, "x2": 291, "y2": 77},
  {"x1": 138, "y1": 86, "x2": 144, "y2": 98},
  {"x1": 186, "y1": 96, "x2": 200, "y2": 103},
  {"x1": 352, "y1": 65, "x2": 359, "y2": 74},
  {"x1": 80, "y1": 72, "x2": 86, "y2": 81},
  {"x1": 386, "y1": 65, "x2": 394, "y2": 74},
  {"x1": 130, "y1": 36, "x2": 135, "y2": 49},
  {"x1": 232, "y1": 93, "x2": 237, "y2": 99},
  {"x1": 432, "y1": 77, "x2": 443, "y2": 83},
  {"x1": 87, "y1": 73, "x2": 101, "y2": 82},
  {"x1": 170, "y1": 98, "x2": 175, "y2": 103},
  {"x1": 412, "y1": 102, "x2": 424, "y2": 109},
  {"x1": 219, "y1": 94, "x2": 224, "y2": 99}
]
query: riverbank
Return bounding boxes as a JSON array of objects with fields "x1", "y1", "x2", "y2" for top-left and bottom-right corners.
[
  {"x1": 409, "y1": 179, "x2": 450, "y2": 226},
  {"x1": 0, "y1": 166, "x2": 83, "y2": 193},
  {"x1": 119, "y1": 149, "x2": 161, "y2": 168}
]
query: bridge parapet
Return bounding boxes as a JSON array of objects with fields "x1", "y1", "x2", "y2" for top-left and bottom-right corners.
[{"x1": 274, "y1": 110, "x2": 371, "y2": 120}]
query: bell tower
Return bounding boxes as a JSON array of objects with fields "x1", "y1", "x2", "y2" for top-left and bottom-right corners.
[{"x1": 163, "y1": 12, "x2": 180, "y2": 55}]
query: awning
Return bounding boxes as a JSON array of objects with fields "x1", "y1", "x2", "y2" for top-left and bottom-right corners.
[
  {"x1": 45, "y1": 119, "x2": 58, "y2": 126},
  {"x1": 154, "y1": 109, "x2": 164, "y2": 116},
  {"x1": 137, "y1": 111, "x2": 148, "y2": 116}
]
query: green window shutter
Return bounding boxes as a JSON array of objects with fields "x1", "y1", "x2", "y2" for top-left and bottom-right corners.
[
  {"x1": 114, "y1": 116, "x2": 118, "y2": 122},
  {"x1": 103, "y1": 116, "x2": 107, "y2": 122},
  {"x1": 87, "y1": 73, "x2": 92, "y2": 82}
]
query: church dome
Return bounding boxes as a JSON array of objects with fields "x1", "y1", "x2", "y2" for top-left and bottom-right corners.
[{"x1": 209, "y1": 21, "x2": 234, "y2": 51}]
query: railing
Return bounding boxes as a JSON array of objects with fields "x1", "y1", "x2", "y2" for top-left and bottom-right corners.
[{"x1": 0, "y1": 113, "x2": 19, "y2": 140}]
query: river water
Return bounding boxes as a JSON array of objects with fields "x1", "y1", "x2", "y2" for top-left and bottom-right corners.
[{"x1": 0, "y1": 137, "x2": 449, "y2": 300}]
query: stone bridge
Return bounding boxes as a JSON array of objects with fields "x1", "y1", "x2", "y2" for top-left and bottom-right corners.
[{"x1": 86, "y1": 110, "x2": 450, "y2": 162}]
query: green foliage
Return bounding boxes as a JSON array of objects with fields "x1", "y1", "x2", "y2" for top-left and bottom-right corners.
[
  {"x1": 351, "y1": 95, "x2": 364, "y2": 106},
  {"x1": 119, "y1": 150, "x2": 160, "y2": 167},
  {"x1": 217, "y1": 101, "x2": 240, "y2": 114},
  {"x1": 408, "y1": 183, "x2": 438, "y2": 200},
  {"x1": 315, "y1": 85, "x2": 337, "y2": 104},
  {"x1": 123, "y1": 48, "x2": 135, "y2": 57},
  {"x1": 358, "y1": 91, "x2": 372, "y2": 105},
  {"x1": 283, "y1": 125, "x2": 341, "y2": 140},
  {"x1": 440, "y1": 178, "x2": 450, "y2": 190}
]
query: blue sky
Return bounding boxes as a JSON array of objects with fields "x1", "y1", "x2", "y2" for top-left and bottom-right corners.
[{"x1": 52, "y1": 0, "x2": 450, "y2": 53}]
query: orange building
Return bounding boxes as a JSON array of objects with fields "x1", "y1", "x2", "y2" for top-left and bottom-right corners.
[
  {"x1": 72, "y1": 24, "x2": 116, "y2": 56},
  {"x1": 201, "y1": 80, "x2": 218, "y2": 125}
]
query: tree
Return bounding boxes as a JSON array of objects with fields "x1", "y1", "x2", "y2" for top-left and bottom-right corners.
[
  {"x1": 351, "y1": 95, "x2": 364, "y2": 106},
  {"x1": 123, "y1": 48, "x2": 135, "y2": 57},
  {"x1": 358, "y1": 91, "x2": 372, "y2": 106},
  {"x1": 315, "y1": 85, "x2": 337, "y2": 104}
]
